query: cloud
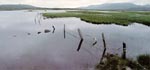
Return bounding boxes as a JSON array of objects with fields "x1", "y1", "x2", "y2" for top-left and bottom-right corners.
[{"x1": 0, "y1": 0, "x2": 150, "y2": 8}]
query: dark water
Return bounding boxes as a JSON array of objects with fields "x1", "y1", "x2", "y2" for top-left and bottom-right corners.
[{"x1": 0, "y1": 10, "x2": 150, "y2": 70}]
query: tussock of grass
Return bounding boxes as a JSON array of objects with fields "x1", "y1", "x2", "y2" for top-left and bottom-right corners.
[
  {"x1": 96, "y1": 54, "x2": 128, "y2": 70},
  {"x1": 43, "y1": 11, "x2": 150, "y2": 26},
  {"x1": 95, "y1": 54, "x2": 150, "y2": 70},
  {"x1": 137, "y1": 54, "x2": 150, "y2": 69}
]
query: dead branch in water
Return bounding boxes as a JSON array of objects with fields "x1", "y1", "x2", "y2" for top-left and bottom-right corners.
[
  {"x1": 77, "y1": 29, "x2": 84, "y2": 52},
  {"x1": 122, "y1": 42, "x2": 126, "y2": 60},
  {"x1": 52, "y1": 25, "x2": 55, "y2": 33},
  {"x1": 100, "y1": 33, "x2": 107, "y2": 64},
  {"x1": 64, "y1": 24, "x2": 66, "y2": 39}
]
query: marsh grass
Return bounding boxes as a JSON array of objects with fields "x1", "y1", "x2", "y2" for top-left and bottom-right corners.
[
  {"x1": 137, "y1": 54, "x2": 150, "y2": 69},
  {"x1": 95, "y1": 54, "x2": 128, "y2": 70},
  {"x1": 43, "y1": 11, "x2": 150, "y2": 26},
  {"x1": 95, "y1": 54, "x2": 150, "y2": 70}
]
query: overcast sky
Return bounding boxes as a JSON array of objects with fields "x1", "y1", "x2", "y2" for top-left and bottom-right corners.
[{"x1": 0, "y1": 0, "x2": 150, "y2": 8}]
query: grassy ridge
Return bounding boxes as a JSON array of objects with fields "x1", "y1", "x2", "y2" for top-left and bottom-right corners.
[{"x1": 43, "y1": 11, "x2": 150, "y2": 26}]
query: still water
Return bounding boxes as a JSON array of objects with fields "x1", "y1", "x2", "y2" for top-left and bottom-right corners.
[{"x1": 0, "y1": 10, "x2": 150, "y2": 70}]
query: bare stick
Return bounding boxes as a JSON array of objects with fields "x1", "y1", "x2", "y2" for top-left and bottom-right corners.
[
  {"x1": 52, "y1": 25, "x2": 55, "y2": 33},
  {"x1": 122, "y1": 42, "x2": 126, "y2": 60},
  {"x1": 34, "y1": 13, "x2": 38, "y2": 24},
  {"x1": 100, "y1": 33, "x2": 107, "y2": 64},
  {"x1": 38, "y1": 13, "x2": 41, "y2": 25},
  {"x1": 34, "y1": 17, "x2": 37, "y2": 24},
  {"x1": 64, "y1": 24, "x2": 66, "y2": 39},
  {"x1": 77, "y1": 29, "x2": 84, "y2": 51},
  {"x1": 78, "y1": 29, "x2": 83, "y2": 39}
]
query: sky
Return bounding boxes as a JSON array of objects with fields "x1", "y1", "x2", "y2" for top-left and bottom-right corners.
[{"x1": 0, "y1": 0, "x2": 150, "y2": 8}]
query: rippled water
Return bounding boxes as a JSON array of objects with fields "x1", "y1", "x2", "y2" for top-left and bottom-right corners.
[{"x1": 0, "y1": 10, "x2": 150, "y2": 70}]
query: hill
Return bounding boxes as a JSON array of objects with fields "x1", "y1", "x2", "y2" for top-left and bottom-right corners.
[
  {"x1": 80, "y1": 3, "x2": 150, "y2": 11},
  {"x1": 0, "y1": 4, "x2": 39, "y2": 10}
]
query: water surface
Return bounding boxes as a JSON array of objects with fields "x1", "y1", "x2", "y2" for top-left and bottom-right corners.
[{"x1": 0, "y1": 10, "x2": 150, "y2": 70}]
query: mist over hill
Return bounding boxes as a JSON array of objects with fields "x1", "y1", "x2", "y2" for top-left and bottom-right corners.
[
  {"x1": 80, "y1": 3, "x2": 150, "y2": 11},
  {"x1": 1, "y1": 3, "x2": 150, "y2": 11}
]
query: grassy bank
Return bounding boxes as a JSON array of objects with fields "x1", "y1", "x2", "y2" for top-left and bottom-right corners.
[{"x1": 43, "y1": 11, "x2": 150, "y2": 26}]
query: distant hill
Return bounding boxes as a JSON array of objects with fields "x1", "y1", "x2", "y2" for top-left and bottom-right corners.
[
  {"x1": 0, "y1": 4, "x2": 39, "y2": 10},
  {"x1": 0, "y1": 4, "x2": 80, "y2": 10},
  {"x1": 80, "y1": 3, "x2": 150, "y2": 11}
]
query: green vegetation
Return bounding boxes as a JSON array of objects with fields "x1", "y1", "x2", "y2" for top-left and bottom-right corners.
[
  {"x1": 137, "y1": 54, "x2": 150, "y2": 69},
  {"x1": 43, "y1": 11, "x2": 150, "y2": 26},
  {"x1": 96, "y1": 54, "x2": 128, "y2": 70},
  {"x1": 96, "y1": 54, "x2": 150, "y2": 70}
]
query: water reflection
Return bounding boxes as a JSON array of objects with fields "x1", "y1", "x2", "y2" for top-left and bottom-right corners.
[{"x1": 0, "y1": 10, "x2": 150, "y2": 70}]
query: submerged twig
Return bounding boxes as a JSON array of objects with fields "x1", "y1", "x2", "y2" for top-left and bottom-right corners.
[
  {"x1": 27, "y1": 33, "x2": 31, "y2": 35},
  {"x1": 44, "y1": 29, "x2": 51, "y2": 33},
  {"x1": 92, "y1": 37, "x2": 97, "y2": 46},
  {"x1": 37, "y1": 32, "x2": 41, "y2": 34}
]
